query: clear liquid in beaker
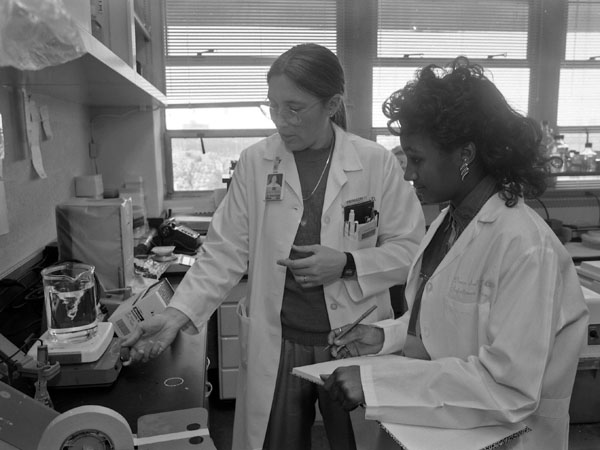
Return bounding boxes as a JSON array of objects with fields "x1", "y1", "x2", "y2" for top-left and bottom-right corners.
[{"x1": 43, "y1": 263, "x2": 98, "y2": 342}]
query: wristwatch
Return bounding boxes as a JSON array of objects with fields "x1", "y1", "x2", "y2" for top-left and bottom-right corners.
[{"x1": 341, "y1": 252, "x2": 356, "y2": 278}]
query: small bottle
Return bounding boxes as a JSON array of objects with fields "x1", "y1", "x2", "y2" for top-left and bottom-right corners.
[
  {"x1": 570, "y1": 150, "x2": 585, "y2": 172},
  {"x1": 582, "y1": 143, "x2": 596, "y2": 172},
  {"x1": 540, "y1": 120, "x2": 556, "y2": 159},
  {"x1": 554, "y1": 135, "x2": 569, "y2": 173},
  {"x1": 34, "y1": 344, "x2": 53, "y2": 408}
]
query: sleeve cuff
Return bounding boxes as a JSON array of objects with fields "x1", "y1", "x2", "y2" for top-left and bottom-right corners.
[{"x1": 374, "y1": 319, "x2": 406, "y2": 355}]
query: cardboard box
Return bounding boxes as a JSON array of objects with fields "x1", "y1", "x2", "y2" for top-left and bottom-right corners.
[{"x1": 109, "y1": 279, "x2": 174, "y2": 338}]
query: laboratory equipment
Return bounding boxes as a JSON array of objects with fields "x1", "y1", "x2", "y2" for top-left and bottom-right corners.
[
  {"x1": 0, "y1": 379, "x2": 213, "y2": 450},
  {"x1": 55, "y1": 197, "x2": 135, "y2": 291},
  {"x1": 25, "y1": 262, "x2": 121, "y2": 386},
  {"x1": 41, "y1": 262, "x2": 98, "y2": 341}
]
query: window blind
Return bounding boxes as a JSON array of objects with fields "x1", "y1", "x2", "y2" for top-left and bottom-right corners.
[
  {"x1": 373, "y1": 0, "x2": 534, "y2": 128},
  {"x1": 377, "y1": 0, "x2": 531, "y2": 59},
  {"x1": 164, "y1": 0, "x2": 337, "y2": 105},
  {"x1": 558, "y1": 0, "x2": 600, "y2": 127},
  {"x1": 565, "y1": 0, "x2": 600, "y2": 60}
]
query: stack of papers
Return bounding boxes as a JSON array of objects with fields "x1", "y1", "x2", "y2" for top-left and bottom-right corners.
[{"x1": 577, "y1": 260, "x2": 600, "y2": 293}]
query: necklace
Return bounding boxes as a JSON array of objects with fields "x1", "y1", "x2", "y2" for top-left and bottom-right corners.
[{"x1": 302, "y1": 133, "x2": 335, "y2": 201}]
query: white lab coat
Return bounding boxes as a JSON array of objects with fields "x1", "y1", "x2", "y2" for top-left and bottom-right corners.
[
  {"x1": 361, "y1": 195, "x2": 589, "y2": 450},
  {"x1": 169, "y1": 124, "x2": 425, "y2": 450}
]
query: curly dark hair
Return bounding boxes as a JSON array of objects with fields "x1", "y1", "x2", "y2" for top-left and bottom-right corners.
[{"x1": 382, "y1": 56, "x2": 547, "y2": 206}]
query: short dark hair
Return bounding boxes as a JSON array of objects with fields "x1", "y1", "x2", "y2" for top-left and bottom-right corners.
[
  {"x1": 383, "y1": 56, "x2": 546, "y2": 206},
  {"x1": 268, "y1": 43, "x2": 347, "y2": 130}
]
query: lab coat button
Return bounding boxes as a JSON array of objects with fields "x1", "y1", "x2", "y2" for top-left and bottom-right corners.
[
  {"x1": 426, "y1": 282, "x2": 432, "y2": 292},
  {"x1": 330, "y1": 303, "x2": 338, "y2": 310},
  {"x1": 324, "y1": 216, "x2": 330, "y2": 224},
  {"x1": 422, "y1": 326, "x2": 429, "y2": 337}
]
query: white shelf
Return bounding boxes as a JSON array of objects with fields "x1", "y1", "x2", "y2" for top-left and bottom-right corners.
[{"x1": 1, "y1": 31, "x2": 166, "y2": 108}]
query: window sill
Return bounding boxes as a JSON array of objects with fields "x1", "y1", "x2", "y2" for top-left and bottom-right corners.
[{"x1": 164, "y1": 192, "x2": 217, "y2": 216}]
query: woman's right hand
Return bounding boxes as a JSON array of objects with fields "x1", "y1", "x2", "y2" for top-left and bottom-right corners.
[
  {"x1": 119, "y1": 307, "x2": 190, "y2": 364},
  {"x1": 327, "y1": 324, "x2": 384, "y2": 359}
]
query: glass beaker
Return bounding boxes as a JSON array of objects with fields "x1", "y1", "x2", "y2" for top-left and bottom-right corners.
[{"x1": 41, "y1": 262, "x2": 98, "y2": 342}]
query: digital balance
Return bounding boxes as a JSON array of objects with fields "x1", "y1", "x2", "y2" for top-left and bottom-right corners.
[{"x1": 27, "y1": 262, "x2": 122, "y2": 386}]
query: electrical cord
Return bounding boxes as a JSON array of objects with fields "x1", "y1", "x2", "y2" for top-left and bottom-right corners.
[
  {"x1": 2, "y1": 335, "x2": 38, "y2": 362},
  {"x1": 585, "y1": 191, "x2": 600, "y2": 226},
  {"x1": 533, "y1": 197, "x2": 550, "y2": 222}
]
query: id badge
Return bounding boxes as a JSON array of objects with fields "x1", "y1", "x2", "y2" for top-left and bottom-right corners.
[{"x1": 265, "y1": 172, "x2": 284, "y2": 201}]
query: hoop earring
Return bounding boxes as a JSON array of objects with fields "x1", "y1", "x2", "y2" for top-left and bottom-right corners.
[{"x1": 460, "y1": 160, "x2": 470, "y2": 181}]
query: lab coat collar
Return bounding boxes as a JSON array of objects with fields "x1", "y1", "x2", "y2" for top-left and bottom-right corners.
[
  {"x1": 262, "y1": 123, "x2": 362, "y2": 168},
  {"x1": 262, "y1": 124, "x2": 364, "y2": 208},
  {"x1": 413, "y1": 194, "x2": 508, "y2": 279}
]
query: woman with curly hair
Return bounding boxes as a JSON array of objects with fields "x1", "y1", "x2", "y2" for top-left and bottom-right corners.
[{"x1": 322, "y1": 57, "x2": 588, "y2": 449}]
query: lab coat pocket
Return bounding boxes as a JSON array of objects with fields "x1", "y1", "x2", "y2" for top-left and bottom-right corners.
[
  {"x1": 236, "y1": 297, "x2": 250, "y2": 369},
  {"x1": 444, "y1": 286, "x2": 480, "y2": 356},
  {"x1": 344, "y1": 219, "x2": 378, "y2": 251}
]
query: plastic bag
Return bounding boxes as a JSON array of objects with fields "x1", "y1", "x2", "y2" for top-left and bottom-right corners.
[{"x1": 0, "y1": 0, "x2": 85, "y2": 70}]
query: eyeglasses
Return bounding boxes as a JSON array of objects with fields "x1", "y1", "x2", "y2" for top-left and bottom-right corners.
[{"x1": 259, "y1": 99, "x2": 323, "y2": 126}]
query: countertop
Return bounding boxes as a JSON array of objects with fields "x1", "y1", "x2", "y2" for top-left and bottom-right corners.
[{"x1": 49, "y1": 322, "x2": 209, "y2": 433}]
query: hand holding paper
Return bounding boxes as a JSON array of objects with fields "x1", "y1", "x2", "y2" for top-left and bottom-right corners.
[{"x1": 321, "y1": 365, "x2": 364, "y2": 411}]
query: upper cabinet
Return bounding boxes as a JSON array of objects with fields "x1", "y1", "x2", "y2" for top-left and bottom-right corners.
[{"x1": 0, "y1": 0, "x2": 167, "y2": 108}]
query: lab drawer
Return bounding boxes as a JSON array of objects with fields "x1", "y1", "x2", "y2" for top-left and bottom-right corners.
[
  {"x1": 570, "y1": 357, "x2": 600, "y2": 423},
  {"x1": 219, "y1": 368, "x2": 239, "y2": 399},
  {"x1": 218, "y1": 304, "x2": 239, "y2": 336},
  {"x1": 219, "y1": 337, "x2": 240, "y2": 368},
  {"x1": 223, "y1": 280, "x2": 248, "y2": 304}
]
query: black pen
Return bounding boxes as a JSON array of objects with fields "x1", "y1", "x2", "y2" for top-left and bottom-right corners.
[{"x1": 323, "y1": 304, "x2": 377, "y2": 351}]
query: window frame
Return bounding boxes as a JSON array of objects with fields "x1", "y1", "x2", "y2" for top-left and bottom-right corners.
[
  {"x1": 163, "y1": 0, "x2": 600, "y2": 197},
  {"x1": 164, "y1": 127, "x2": 274, "y2": 196}
]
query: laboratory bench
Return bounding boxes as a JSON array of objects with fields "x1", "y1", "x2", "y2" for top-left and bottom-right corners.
[
  {"x1": 0, "y1": 267, "x2": 216, "y2": 449},
  {"x1": 48, "y1": 328, "x2": 210, "y2": 433}
]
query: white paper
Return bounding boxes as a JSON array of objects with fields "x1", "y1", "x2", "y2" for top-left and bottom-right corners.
[
  {"x1": 39, "y1": 104, "x2": 53, "y2": 140},
  {"x1": 379, "y1": 421, "x2": 529, "y2": 450},
  {"x1": 22, "y1": 90, "x2": 47, "y2": 179}
]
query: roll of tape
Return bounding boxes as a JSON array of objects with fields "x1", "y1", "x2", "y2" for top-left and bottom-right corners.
[{"x1": 37, "y1": 405, "x2": 135, "y2": 450}]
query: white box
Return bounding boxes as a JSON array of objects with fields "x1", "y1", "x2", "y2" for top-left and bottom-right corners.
[
  {"x1": 75, "y1": 174, "x2": 103, "y2": 199},
  {"x1": 56, "y1": 197, "x2": 134, "y2": 291},
  {"x1": 578, "y1": 260, "x2": 600, "y2": 280},
  {"x1": 109, "y1": 279, "x2": 174, "y2": 338}
]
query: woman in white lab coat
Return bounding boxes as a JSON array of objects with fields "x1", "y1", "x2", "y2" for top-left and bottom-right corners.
[
  {"x1": 122, "y1": 43, "x2": 425, "y2": 450},
  {"x1": 322, "y1": 57, "x2": 589, "y2": 449}
]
